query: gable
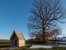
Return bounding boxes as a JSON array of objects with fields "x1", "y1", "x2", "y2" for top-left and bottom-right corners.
[
  {"x1": 10, "y1": 31, "x2": 18, "y2": 39},
  {"x1": 10, "y1": 30, "x2": 25, "y2": 40}
]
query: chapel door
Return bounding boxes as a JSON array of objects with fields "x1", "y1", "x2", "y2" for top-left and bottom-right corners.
[{"x1": 15, "y1": 39, "x2": 18, "y2": 47}]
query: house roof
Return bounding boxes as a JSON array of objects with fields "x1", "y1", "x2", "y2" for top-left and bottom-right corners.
[{"x1": 10, "y1": 30, "x2": 25, "y2": 40}]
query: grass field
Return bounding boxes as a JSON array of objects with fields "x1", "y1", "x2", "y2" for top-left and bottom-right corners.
[
  {"x1": 0, "y1": 40, "x2": 66, "y2": 50},
  {"x1": 0, "y1": 40, "x2": 10, "y2": 48},
  {"x1": 0, "y1": 46, "x2": 66, "y2": 50}
]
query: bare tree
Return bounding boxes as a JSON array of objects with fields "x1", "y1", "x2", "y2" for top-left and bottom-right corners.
[
  {"x1": 35, "y1": 28, "x2": 61, "y2": 42},
  {"x1": 49, "y1": 28, "x2": 62, "y2": 40},
  {"x1": 28, "y1": 0, "x2": 66, "y2": 42}
]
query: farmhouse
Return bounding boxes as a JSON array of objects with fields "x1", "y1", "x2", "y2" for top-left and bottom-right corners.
[{"x1": 10, "y1": 30, "x2": 25, "y2": 47}]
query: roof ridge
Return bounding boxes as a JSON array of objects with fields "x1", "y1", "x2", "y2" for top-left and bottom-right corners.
[{"x1": 10, "y1": 30, "x2": 25, "y2": 40}]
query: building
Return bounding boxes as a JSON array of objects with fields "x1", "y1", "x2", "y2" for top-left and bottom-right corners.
[{"x1": 10, "y1": 30, "x2": 25, "y2": 47}]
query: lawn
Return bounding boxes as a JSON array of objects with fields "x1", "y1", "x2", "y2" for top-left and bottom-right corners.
[
  {"x1": 0, "y1": 40, "x2": 10, "y2": 47},
  {"x1": 0, "y1": 40, "x2": 66, "y2": 50},
  {"x1": 4, "y1": 46, "x2": 66, "y2": 50}
]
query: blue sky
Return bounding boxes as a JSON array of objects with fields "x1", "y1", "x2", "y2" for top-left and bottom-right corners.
[
  {"x1": 0, "y1": 0, "x2": 66, "y2": 39},
  {"x1": 0, "y1": 0, "x2": 33, "y2": 39}
]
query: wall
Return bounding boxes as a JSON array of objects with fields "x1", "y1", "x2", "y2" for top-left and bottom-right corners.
[{"x1": 19, "y1": 39, "x2": 25, "y2": 47}]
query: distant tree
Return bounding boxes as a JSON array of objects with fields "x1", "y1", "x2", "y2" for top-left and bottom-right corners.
[
  {"x1": 28, "y1": 0, "x2": 66, "y2": 42},
  {"x1": 48, "y1": 28, "x2": 62, "y2": 40},
  {"x1": 35, "y1": 28, "x2": 62, "y2": 42}
]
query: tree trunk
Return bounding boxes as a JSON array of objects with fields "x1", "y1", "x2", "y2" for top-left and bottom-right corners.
[{"x1": 42, "y1": 28, "x2": 46, "y2": 43}]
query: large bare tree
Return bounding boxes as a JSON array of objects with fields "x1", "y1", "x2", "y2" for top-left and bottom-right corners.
[{"x1": 28, "y1": 0, "x2": 66, "y2": 42}]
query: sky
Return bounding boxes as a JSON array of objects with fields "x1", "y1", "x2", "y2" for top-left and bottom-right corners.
[{"x1": 0, "y1": 0, "x2": 66, "y2": 40}]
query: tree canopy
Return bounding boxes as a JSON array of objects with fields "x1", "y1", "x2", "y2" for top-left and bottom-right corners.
[{"x1": 28, "y1": 0, "x2": 66, "y2": 42}]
